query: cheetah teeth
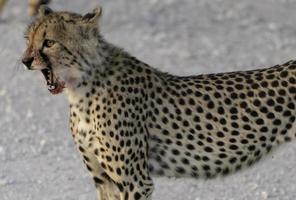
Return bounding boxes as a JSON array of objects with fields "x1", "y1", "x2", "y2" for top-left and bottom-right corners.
[{"x1": 47, "y1": 84, "x2": 56, "y2": 90}]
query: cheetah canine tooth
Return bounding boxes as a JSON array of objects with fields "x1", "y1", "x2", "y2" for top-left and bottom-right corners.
[{"x1": 47, "y1": 84, "x2": 56, "y2": 90}]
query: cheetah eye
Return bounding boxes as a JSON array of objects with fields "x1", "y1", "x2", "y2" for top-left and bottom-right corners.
[{"x1": 43, "y1": 39, "x2": 55, "y2": 48}]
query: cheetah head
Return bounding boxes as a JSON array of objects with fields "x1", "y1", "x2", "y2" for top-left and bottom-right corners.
[{"x1": 22, "y1": 6, "x2": 102, "y2": 94}]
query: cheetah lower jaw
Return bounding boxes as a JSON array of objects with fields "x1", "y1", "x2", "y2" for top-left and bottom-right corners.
[{"x1": 41, "y1": 68, "x2": 65, "y2": 95}]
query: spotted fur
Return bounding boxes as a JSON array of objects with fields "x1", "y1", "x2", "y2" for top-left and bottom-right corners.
[{"x1": 22, "y1": 6, "x2": 296, "y2": 200}]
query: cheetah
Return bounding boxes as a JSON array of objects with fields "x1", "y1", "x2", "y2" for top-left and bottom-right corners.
[
  {"x1": 22, "y1": 6, "x2": 296, "y2": 200},
  {"x1": 0, "y1": 0, "x2": 50, "y2": 17}
]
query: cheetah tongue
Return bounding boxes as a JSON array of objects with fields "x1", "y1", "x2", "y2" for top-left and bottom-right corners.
[{"x1": 41, "y1": 69, "x2": 65, "y2": 95}]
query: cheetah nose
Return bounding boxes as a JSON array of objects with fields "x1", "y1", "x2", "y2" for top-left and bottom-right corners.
[{"x1": 22, "y1": 57, "x2": 34, "y2": 69}]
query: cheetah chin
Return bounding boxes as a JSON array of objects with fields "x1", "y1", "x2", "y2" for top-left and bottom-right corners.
[{"x1": 41, "y1": 68, "x2": 65, "y2": 95}]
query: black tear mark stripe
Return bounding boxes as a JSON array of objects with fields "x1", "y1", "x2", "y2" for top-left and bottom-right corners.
[
  {"x1": 59, "y1": 43, "x2": 84, "y2": 67},
  {"x1": 39, "y1": 49, "x2": 52, "y2": 68},
  {"x1": 60, "y1": 43, "x2": 73, "y2": 56},
  {"x1": 42, "y1": 31, "x2": 47, "y2": 38},
  {"x1": 77, "y1": 51, "x2": 91, "y2": 66}
]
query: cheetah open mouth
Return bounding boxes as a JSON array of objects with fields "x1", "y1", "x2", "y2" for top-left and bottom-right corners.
[{"x1": 41, "y1": 68, "x2": 65, "y2": 95}]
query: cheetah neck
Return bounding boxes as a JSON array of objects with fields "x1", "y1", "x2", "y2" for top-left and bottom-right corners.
[{"x1": 65, "y1": 36, "x2": 127, "y2": 106}]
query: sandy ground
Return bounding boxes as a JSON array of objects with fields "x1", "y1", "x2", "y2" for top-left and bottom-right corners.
[{"x1": 1, "y1": 0, "x2": 296, "y2": 200}]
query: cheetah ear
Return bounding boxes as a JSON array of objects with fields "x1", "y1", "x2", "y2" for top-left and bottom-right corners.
[
  {"x1": 82, "y1": 7, "x2": 102, "y2": 24},
  {"x1": 38, "y1": 5, "x2": 53, "y2": 17}
]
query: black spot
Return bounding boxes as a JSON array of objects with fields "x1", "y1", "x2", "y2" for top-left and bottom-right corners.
[
  {"x1": 248, "y1": 145, "x2": 256, "y2": 151},
  {"x1": 78, "y1": 146, "x2": 85, "y2": 152},
  {"x1": 253, "y1": 99, "x2": 261, "y2": 107},
  {"x1": 206, "y1": 123, "x2": 213, "y2": 130},
  {"x1": 240, "y1": 156, "x2": 248, "y2": 162},
  {"x1": 204, "y1": 146, "x2": 213, "y2": 152},
  {"x1": 172, "y1": 122, "x2": 179, "y2": 129},
  {"x1": 186, "y1": 144, "x2": 195, "y2": 150},
  {"x1": 267, "y1": 99, "x2": 275, "y2": 106},
  {"x1": 280, "y1": 70, "x2": 289, "y2": 78},
  {"x1": 258, "y1": 91, "x2": 266, "y2": 98},
  {"x1": 116, "y1": 168, "x2": 122, "y2": 175},
  {"x1": 182, "y1": 158, "x2": 189, "y2": 165},
  {"x1": 246, "y1": 134, "x2": 255, "y2": 139},
  {"x1": 217, "y1": 141, "x2": 224, "y2": 146},
  {"x1": 229, "y1": 157, "x2": 237, "y2": 164},
  {"x1": 207, "y1": 101, "x2": 215, "y2": 109},
  {"x1": 217, "y1": 107, "x2": 225, "y2": 115},
  {"x1": 93, "y1": 177, "x2": 104, "y2": 184},
  {"x1": 134, "y1": 192, "x2": 141, "y2": 200},
  {"x1": 216, "y1": 131, "x2": 225, "y2": 138},
  {"x1": 172, "y1": 149, "x2": 180, "y2": 155},
  {"x1": 273, "y1": 119, "x2": 281, "y2": 125},
  {"x1": 275, "y1": 105, "x2": 283, "y2": 112},
  {"x1": 229, "y1": 145, "x2": 238, "y2": 150},
  {"x1": 176, "y1": 167, "x2": 186, "y2": 173}
]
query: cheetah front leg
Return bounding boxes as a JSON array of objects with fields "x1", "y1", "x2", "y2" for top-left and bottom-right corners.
[
  {"x1": 89, "y1": 131, "x2": 154, "y2": 200},
  {"x1": 76, "y1": 145, "x2": 119, "y2": 200},
  {"x1": 94, "y1": 184, "x2": 109, "y2": 200},
  {"x1": 90, "y1": 143, "x2": 153, "y2": 200},
  {"x1": 72, "y1": 136, "x2": 111, "y2": 199},
  {"x1": 96, "y1": 180, "x2": 121, "y2": 200},
  {"x1": 95, "y1": 184, "x2": 109, "y2": 200},
  {"x1": 71, "y1": 99, "x2": 154, "y2": 199}
]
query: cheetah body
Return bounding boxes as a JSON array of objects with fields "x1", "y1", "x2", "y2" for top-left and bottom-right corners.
[{"x1": 22, "y1": 7, "x2": 296, "y2": 200}]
